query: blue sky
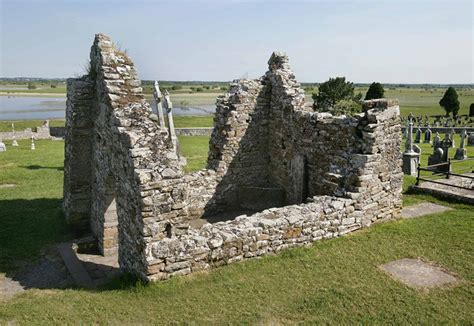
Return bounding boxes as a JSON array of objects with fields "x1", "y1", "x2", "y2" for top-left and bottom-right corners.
[{"x1": 0, "y1": 0, "x2": 473, "y2": 83}]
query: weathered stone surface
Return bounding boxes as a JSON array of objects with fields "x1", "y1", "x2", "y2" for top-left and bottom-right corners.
[
  {"x1": 381, "y1": 258, "x2": 458, "y2": 289},
  {"x1": 64, "y1": 35, "x2": 403, "y2": 282}
]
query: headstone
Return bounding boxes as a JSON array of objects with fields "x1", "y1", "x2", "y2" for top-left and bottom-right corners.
[
  {"x1": 403, "y1": 114, "x2": 420, "y2": 176},
  {"x1": 454, "y1": 130, "x2": 468, "y2": 160},
  {"x1": 468, "y1": 132, "x2": 474, "y2": 146},
  {"x1": 414, "y1": 127, "x2": 421, "y2": 143},
  {"x1": 152, "y1": 81, "x2": 166, "y2": 128},
  {"x1": 433, "y1": 132, "x2": 441, "y2": 149},
  {"x1": 423, "y1": 127, "x2": 432, "y2": 144},
  {"x1": 162, "y1": 90, "x2": 178, "y2": 151},
  {"x1": 11, "y1": 123, "x2": 18, "y2": 146},
  {"x1": 450, "y1": 130, "x2": 456, "y2": 148},
  {"x1": 31, "y1": 136, "x2": 35, "y2": 150},
  {"x1": 0, "y1": 140, "x2": 6, "y2": 152},
  {"x1": 441, "y1": 133, "x2": 453, "y2": 162},
  {"x1": 428, "y1": 147, "x2": 444, "y2": 166}
]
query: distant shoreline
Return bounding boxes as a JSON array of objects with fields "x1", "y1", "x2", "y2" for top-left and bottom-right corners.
[{"x1": 0, "y1": 92, "x2": 66, "y2": 97}]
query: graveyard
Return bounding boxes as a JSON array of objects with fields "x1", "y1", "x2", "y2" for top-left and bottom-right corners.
[
  {"x1": 0, "y1": 32, "x2": 473, "y2": 324},
  {"x1": 2, "y1": 0, "x2": 474, "y2": 321}
]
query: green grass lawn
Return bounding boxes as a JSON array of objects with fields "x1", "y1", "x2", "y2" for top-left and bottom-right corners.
[
  {"x1": 0, "y1": 138, "x2": 473, "y2": 323},
  {"x1": 0, "y1": 120, "x2": 66, "y2": 132}
]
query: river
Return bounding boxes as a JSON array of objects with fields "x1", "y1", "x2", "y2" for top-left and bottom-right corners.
[{"x1": 0, "y1": 95, "x2": 215, "y2": 120}]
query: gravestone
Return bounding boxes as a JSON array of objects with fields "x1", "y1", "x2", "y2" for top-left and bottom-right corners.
[
  {"x1": 414, "y1": 127, "x2": 421, "y2": 143},
  {"x1": 0, "y1": 140, "x2": 6, "y2": 152},
  {"x1": 31, "y1": 136, "x2": 35, "y2": 151},
  {"x1": 423, "y1": 127, "x2": 432, "y2": 144},
  {"x1": 152, "y1": 80, "x2": 166, "y2": 128},
  {"x1": 433, "y1": 132, "x2": 441, "y2": 149},
  {"x1": 454, "y1": 130, "x2": 468, "y2": 160},
  {"x1": 468, "y1": 132, "x2": 474, "y2": 146},
  {"x1": 381, "y1": 259, "x2": 457, "y2": 289},
  {"x1": 441, "y1": 133, "x2": 453, "y2": 164},
  {"x1": 403, "y1": 114, "x2": 420, "y2": 176},
  {"x1": 428, "y1": 147, "x2": 443, "y2": 166},
  {"x1": 11, "y1": 123, "x2": 19, "y2": 146}
]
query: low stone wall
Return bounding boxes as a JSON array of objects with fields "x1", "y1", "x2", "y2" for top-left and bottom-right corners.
[
  {"x1": 0, "y1": 126, "x2": 50, "y2": 140},
  {"x1": 175, "y1": 128, "x2": 212, "y2": 136},
  {"x1": 146, "y1": 196, "x2": 363, "y2": 280}
]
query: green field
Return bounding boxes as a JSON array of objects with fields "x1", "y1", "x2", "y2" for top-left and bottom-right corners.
[{"x1": 0, "y1": 135, "x2": 473, "y2": 323}]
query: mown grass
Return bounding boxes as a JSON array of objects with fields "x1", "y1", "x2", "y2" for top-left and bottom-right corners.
[
  {"x1": 0, "y1": 120, "x2": 66, "y2": 132},
  {"x1": 0, "y1": 138, "x2": 473, "y2": 323},
  {"x1": 178, "y1": 136, "x2": 210, "y2": 173}
]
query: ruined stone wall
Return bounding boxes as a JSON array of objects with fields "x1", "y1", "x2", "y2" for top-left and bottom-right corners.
[
  {"x1": 140, "y1": 55, "x2": 403, "y2": 281},
  {"x1": 63, "y1": 77, "x2": 95, "y2": 232},
  {"x1": 64, "y1": 34, "x2": 403, "y2": 282},
  {"x1": 64, "y1": 34, "x2": 183, "y2": 276}
]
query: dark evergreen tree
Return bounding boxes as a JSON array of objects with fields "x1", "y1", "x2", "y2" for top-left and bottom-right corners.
[
  {"x1": 439, "y1": 87, "x2": 460, "y2": 117},
  {"x1": 469, "y1": 103, "x2": 474, "y2": 117},
  {"x1": 364, "y1": 82, "x2": 384, "y2": 100}
]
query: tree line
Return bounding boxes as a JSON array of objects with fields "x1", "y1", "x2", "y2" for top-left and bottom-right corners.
[{"x1": 312, "y1": 78, "x2": 473, "y2": 117}]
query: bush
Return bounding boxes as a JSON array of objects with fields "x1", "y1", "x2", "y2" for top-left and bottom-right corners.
[
  {"x1": 365, "y1": 82, "x2": 384, "y2": 100},
  {"x1": 50, "y1": 84, "x2": 57, "y2": 88},
  {"x1": 203, "y1": 85, "x2": 211, "y2": 90},
  {"x1": 171, "y1": 85, "x2": 182, "y2": 91},
  {"x1": 27, "y1": 83, "x2": 37, "y2": 90},
  {"x1": 220, "y1": 86, "x2": 228, "y2": 91},
  {"x1": 196, "y1": 87, "x2": 203, "y2": 92}
]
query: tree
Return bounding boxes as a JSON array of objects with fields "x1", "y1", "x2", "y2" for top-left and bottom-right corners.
[
  {"x1": 365, "y1": 82, "x2": 384, "y2": 100},
  {"x1": 27, "y1": 82, "x2": 36, "y2": 90},
  {"x1": 312, "y1": 77, "x2": 362, "y2": 115},
  {"x1": 439, "y1": 87, "x2": 460, "y2": 117},
  {"x1": 469, "y1": 103, "x2": 474, "y2": 117}
]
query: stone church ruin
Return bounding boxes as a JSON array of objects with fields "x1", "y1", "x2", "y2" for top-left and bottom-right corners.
[{"x1": 63, "y1": 34, "x2": 403, "y2": 281}]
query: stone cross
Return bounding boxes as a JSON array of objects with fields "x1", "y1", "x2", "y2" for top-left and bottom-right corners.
[
  {"x1": 454, "y1": 129, "x2": 468, "y2": 160},
  {"x1": 402, "y1": 113, "x2": 420, "y2": 176},
  {"x1": 405, "y1": 113, "x2": 415, "y2": 153},
  {"x1": 11, "y1": 123, "x2": 18, "y2": 147},
  {"x1": 31, "y1": 135, "x2": 35, "y2": 151},
  {"x1": 162, "y1": 90, "x2": 178, "y2": 150},
  {"x1": 0, "y1": 139, "x2": 6, "y2": 152},
  {"x1": 441, "y1": 133, "x2": 453, "y2": 162},
  {"x1": 152, "y1": 81, "x2": 166, "y2": 128}
]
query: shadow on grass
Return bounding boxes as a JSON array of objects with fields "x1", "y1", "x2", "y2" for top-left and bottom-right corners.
[
  {"x1": 20, "y1": 165, "x2": 64, "y2": 171},
  {"x1": 0, "y1": 198, "x2": 74, "y2": 288},
  {"x1": 0, "y1": 198, "x2": 139, "y2": 292}
]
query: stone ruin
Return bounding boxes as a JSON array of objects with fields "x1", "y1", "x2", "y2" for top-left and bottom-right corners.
[{"x1": 63, "y1": 34, "x2": 403, "y2": 282}]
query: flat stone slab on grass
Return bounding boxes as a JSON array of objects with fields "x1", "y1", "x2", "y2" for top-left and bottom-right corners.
[
  {"x1": 401, "y1": 202, "x2": 452, "y2": 219},
  {"x1": 381, "y1": 258, "x2": 458, "y2": 289}
]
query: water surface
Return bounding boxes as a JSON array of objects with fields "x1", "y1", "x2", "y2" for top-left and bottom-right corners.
[{"x1": 0, "y1": 95, "x2": 215, "y2": 120}]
